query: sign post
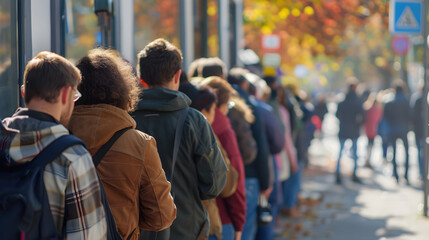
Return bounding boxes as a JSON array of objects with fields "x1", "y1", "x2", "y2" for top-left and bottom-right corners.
[
  {"x1": 422, "y1": 0, "x2": 428, "y2": 218},
  {"x1": 390, "y1": 1, "x2": 427, "y2": 217},
  {"x1": 261, "y1": 34, "x2": 282, "y2": 76}
]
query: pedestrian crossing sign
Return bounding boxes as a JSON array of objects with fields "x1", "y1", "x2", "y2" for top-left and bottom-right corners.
[{"x1": 389, "y1": 0, "x2": 422, "y2": 34}]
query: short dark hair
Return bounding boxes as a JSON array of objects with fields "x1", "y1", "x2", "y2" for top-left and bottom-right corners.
[
  {"x1": 137, "y1": 38, "x2": 182, "y2": 87},
  {"x1": 180, "y1": 71, "x2": 189, "y2": 84},
  {"x1": 75, "y1": 48, "x2": 139, "y2": 111},
  {"x1": 193, "y1": 87, "x2": 217, "y2": 112},
  {"x1": 23, "y1": 51, "x2": 81, "y2": 104},
  {"x1": 346, "y1": 76, "x2": 359, "y2": 92},
  {"x1": 200, "y1": 57, "x2": 227, "y2": 78},
  {"x1": 393, "y1": 79, "x2": 405, "y2": 93},
  {"x1": 188, "y1": 58, "x2": 203, "y2": 79},
  {"x1": 227, "y1": 67, "x2": 249, "y2": 85}
]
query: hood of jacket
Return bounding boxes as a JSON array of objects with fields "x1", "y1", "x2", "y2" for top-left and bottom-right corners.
[
  {"x1": 1, "y1": 108, "x2": 70, "y2": 166},
  {"x1": 67, "y1": 104, "x2": 136, "y2": 150},
  {"x1": 136, "y1": 88, "x2": 191, "y2": 112}
]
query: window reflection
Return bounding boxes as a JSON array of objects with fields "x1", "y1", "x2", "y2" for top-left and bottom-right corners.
[
  {"x1": 207, "y1": 0, "x2": 219, "y2": 57},
  {"x1": 0, "y1": 0, "x2": 17, "y2": 119},
  {"x1": 65, "y1": 0, "x2": 99, "y2": 63},
  {"x1": 134, "y1": 0, "x2": 180, "y2": 58}
]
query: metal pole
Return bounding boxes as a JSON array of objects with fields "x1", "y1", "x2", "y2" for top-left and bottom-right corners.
[
  {"x1": 180, "y1": 0, "x2": 194, "y2": 71},
  {"x1": 201, "y1": 0, "x2": 208, "y2": 57},
  {"x1": 423, "y1": 0, "x2": 428, "y2": 218},
  {"x1": 218, "y1": 0, "x2": 230, "y2": 69}
]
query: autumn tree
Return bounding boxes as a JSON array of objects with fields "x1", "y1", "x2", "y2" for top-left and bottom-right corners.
[{"x1": 243, "y1": 0, "x2": 393, "y2": 90}]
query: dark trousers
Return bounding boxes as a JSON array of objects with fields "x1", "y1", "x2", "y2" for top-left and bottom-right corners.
[{"x1": 390, "y1": 133, "x2": 409, "y2": 181}]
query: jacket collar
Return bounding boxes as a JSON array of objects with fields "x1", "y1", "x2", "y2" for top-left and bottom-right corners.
[
  {"x1": 136, "y1": 88, "x2": 191, "y2": 112},
  {"x1": 14, "y1": 108, "x2": 60, "y2": 124},
  {"x1": 68, "y1": 104, "x2": 135, "y2": 149}
]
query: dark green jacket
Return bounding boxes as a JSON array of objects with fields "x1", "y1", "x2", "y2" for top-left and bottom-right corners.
[{"x1": 131, "y1": 88, "x2": 227, "y2": 240}]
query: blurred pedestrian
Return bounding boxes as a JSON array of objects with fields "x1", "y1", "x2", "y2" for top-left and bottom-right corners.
[
  {"x1": 363, "y1": 92, "x2": 383, "y2": 169},
  {"x1": 336, "y1": 77, "x2": 365, "y2": 184},
  {"x1": 411, "y1": 81, "x2": 427, "y2": 179},
  {"x1": 384, "y1": 80, "x2": 411, "y2": 184},
  {"x1": 313, "y1": 93, "x2": 328, "y2": 133}
]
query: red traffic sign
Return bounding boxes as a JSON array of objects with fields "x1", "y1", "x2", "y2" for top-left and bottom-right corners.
[
  {"x1": 391, "y1": 35, "x2": 410, "y2": 56},
  {"x1": 261, "y1": 34, "x2": 281, "y2": 53}
]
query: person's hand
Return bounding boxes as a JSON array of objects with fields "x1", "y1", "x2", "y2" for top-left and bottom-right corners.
[
  {"x1": 291, "y1": 159, "x2": 299, "y2": 174},
  {"x1": 235, "y1": 231, "x2": 242, "y2": 240},
  {"x1": 260, "y1": 187, "x2": 273, "y2": 199}
]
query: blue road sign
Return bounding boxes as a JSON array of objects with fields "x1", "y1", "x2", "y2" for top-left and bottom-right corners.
[{"x1": 389, "y1": 0, "x2": 423, "y2": 34}]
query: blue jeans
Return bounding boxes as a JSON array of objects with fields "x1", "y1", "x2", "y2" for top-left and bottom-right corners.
[
  {"x1": 416, "y1": 138, "x2": 424, "y2": 178},
  {"x1": 337, "y1": 138, "x2": 358, "y2": 175},
  {"x1": 390, "y1": 134, "x2": 409, "y2": 181},
  {"x1": 209, "y1": 224, "x2": 234, "y2": 240},
  {"x1": 242, "y1": 178, "x2": 259, "y2": 240},
  {"x1": 257, "y1": 157, "x2": 281, "y2": 240},
  {"x1": 282, "y1": 163, "x2": 302, "y2": 209}
]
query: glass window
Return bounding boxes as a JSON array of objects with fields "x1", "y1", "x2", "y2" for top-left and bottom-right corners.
[
  {"x1": 207, "y1": 0, "x2": 219, "y2": 57},
  {"x1": 0, "y1": 0, "x2": 18, "y2": 119},
  {"x1": 65, "y1": 0, "x2": 99, "y2": 63},
  {"x1": 193, "y1": 0, "x2": 205, "y2": 59},
  {"x1": 134, "y1": 0, "x2": 180, "y2": 59}
]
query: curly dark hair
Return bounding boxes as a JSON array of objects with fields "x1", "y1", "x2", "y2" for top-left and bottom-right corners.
[
  {"x1": 137, "y1": 38, "x2": 182, "y2": 87},
  {"x1": 75, "y1": 48, "x2": 139, "y2": 111}
]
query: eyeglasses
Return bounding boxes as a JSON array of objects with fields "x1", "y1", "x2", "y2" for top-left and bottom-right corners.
[{"x1": 73, "y1": 89, "x2": 82, "y2": 102}]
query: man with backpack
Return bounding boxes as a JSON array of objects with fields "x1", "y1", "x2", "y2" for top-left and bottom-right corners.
[
  {"x1": 132, "y1": 38, "x2": 227, "y2": 240},
  {"x1": 0, "y1": 51, "x2": 106, "y2": 239}
]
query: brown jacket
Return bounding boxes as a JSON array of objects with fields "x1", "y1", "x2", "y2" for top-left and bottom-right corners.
[{"x1": 68, "y1": 104, "x2": 176, "y2": 240}]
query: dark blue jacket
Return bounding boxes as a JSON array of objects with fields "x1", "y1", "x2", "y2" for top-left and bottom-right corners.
[
  {"x1": 232, "y1": 85, "x2": 270, "y2": 191},
  {"x1": 336, "y1": 91, "x2": 364, "y2": 139},
  {"x1": 256, "y1": 99, "x2": 285, "y2": 155},
  {"x1": 384, "y1": 92, "x2": 410, "y2": 136}
]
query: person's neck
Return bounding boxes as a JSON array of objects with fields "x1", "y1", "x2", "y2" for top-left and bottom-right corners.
[
  {"x1": 26, "y1": 99, "x2": 61, "y2": 122},
  {"x1": 151, "y1": 81, "x2": 178, "y2": 91}
]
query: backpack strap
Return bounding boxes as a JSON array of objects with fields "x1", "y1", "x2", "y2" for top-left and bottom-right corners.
[
  {"x1": 92, "y1": 127, "x2": 132, "y2": 167},
  {"x1": 170, "y1": 107, "x2": 189, "y2": 184},
  {"x1": 28, "y1": 134, "x2": 85, "y2": 170}
]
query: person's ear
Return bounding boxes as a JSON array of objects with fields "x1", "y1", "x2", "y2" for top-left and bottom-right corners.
[
  {"x1": 174, "y1": 69, "x2": 182, "y2": 84},
  {"x1": 20, "y1": 85, "x2": 25, "y2": 99},
  {"x1": 60, "y1": 86, "x2": 72, "y2": 104}
]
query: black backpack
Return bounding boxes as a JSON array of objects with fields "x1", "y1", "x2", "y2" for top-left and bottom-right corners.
[
  {"x1": 92, "y1": 127, "x2": 134, "y2": 240},
  {"x1": 0, "y1": 134, "x2": 85, "y2": 240}
]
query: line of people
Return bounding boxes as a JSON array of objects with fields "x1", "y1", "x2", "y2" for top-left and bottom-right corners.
[
  {"x1": 0, "y1": 38, "x2": 317, "y2": 240},
  {"x1": 177, "y1": 56, "x2": 317, "y2": 239}
]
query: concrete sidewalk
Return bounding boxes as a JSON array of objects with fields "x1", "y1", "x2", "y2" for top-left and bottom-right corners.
[{"x1": 274, "y1": 138, "x2": 429, "y2": 240}]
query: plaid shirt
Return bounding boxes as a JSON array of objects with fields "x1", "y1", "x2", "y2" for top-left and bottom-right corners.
[{"x1": 1, "y1": 109, "x2": 106, "y2": 239}]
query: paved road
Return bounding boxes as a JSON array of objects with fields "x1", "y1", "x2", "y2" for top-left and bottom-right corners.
[{"x1": 274, "y1": 105, "x2": 429, "y2": 240}]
